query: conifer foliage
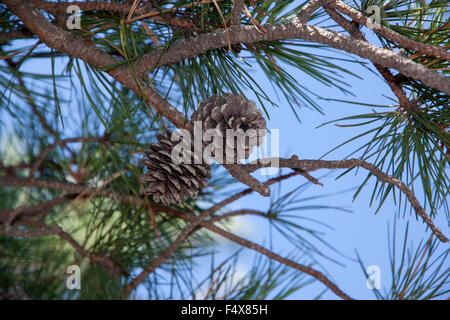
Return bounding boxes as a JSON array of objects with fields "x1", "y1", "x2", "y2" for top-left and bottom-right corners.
[{"x1": 0, "y1": 0, "x2": 448, "y2": 300}]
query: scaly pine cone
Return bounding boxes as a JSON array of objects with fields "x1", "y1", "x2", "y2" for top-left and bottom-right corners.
[
  {"x1": 140, "y1": 131, "x2": 211, "y2": 206},
  {"x1": 190, "y1": 94, "x2": 267, "y2": 163}
]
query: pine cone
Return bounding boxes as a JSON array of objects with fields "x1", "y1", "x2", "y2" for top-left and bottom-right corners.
[
  {"x1": 140, "y1": 131, "x2": 211, "y2": 206},
  {"x1": 190, "y1": 94, "x2": 267, "y2": 163}
]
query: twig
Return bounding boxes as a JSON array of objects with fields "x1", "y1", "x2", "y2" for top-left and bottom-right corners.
[
  {"x1": 323, "y1": 7, "x2": 418, "y2": 111},
  {"x1": 0, "y1": 223, "x2": 61, "y2": 238},
  {"x1": 0, "y1": 175, "x2": 95, "y2": 194},
  {"x1": 123, "y1": 171, "x2": 298, "y2": 296},
  {"x1": 246, "y1": 156, "x2": 449, "y2": 243},
  {"x1": 29, "y1": 136, "x2": 106, "y2": 179},
  {"x1": 242, "y1": 4, "x2": 266, "y2": 33},
  {"x1": 297, "y1": 0, "x2": 331, "y2": 23},
  {"x1": 126, "y1": 0, "x2": 141, "y2": 23},
  {"x1": 207, "y1": 209, "x2": 268, "y2": 224},
  {"x1": 141, "y1": 20, "x2": 160, "y2": 45},
  {"x1": 211, "y1": 0, "x2": 231, "y2": 50},
  {"x1": 0, "y1": 29, "x2": 33, "y2": 42},
  {"x1": 293, "y1": 168, "x2": 323, "y2": 186},
  {"x1": 7, "y1": 0, "x2": 450, "y2": 132},
  {"x1": 20, "y1": 218, "x2": 126, "y2": 276},
  {"x1": 206, "y1": 172, "x2": 299, "y2": 214},
  {"x1": 155, "y1": 205, "x2": 354, "y2": 300},
  {"x1": 0, "y1": 195, "x2": 67, "y2": 225},
  {"x1": 223, "y1": 164, "x2": 270, "y2": 196},
  {"x1": 328, "y1": 0, "x2": 450, "y2": 60},
  {"x1": 231, "y1": 0, "x2": 245, "y2": 27}
]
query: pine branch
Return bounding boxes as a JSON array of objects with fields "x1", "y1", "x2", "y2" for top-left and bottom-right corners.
[
  {"x1": 297, "y1": 0, "x2": 330, "y2": 23},
  {"x1": 328, "y1": 0, "x2": 450, "y2": 61},
  {"x1": 3, "y1": 0, "x2": 188, "y2": 127},
  {"x1": 130, "y1": 20, "x2": 450, "y2": 95},
  {"x1": 29, "y1": 0, "x2": 200, "y2": 31},
  {"x1": 28, "y1": 136, "x2": 108, "y2": 179},
  {"x1": 1, "y1": 170, "x2": 347, "y2": 298},
  {"x1": 231, "y1": 0, "x2": 245, "y2": 27},
  {"x1": 0, "y1": 223, "x2": 61, "y2": 238},
  {"x1": 245, "y1": 156, "x2": 449, "y2": 243},
  {"x1": 0, "y1": 195, "x2": 67, "y2": 225},
  {"x1": 152, "y1": 204, "x2": 354, "y2": 300},
  {"x1": 323, "y1": 7, "x2": 419, "y2": 111},
  {"x1": 0, "y1": 29, "x2": 33, "y2": 42},
  {"x1": 5, "y1": 0, "x2": 449, "y2": 133}
]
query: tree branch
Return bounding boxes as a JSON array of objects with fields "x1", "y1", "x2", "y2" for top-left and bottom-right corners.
[
  {"x1": 6, "y1": 0, "x2": 449, "y2": 133},
  {"x1": 0, "y1": 195, "x2": 67, "y2": 225},
  {"x1": 246, "y1": 156, "x2": 449, "y2": 243},
  {"x1": 153, "y1": 205, "x2": 354, "y2": 300},
  {"x1": 130, "y1": 20, "x2": 450, "y2": 95},
  {"x1": 22, "y1": 218, "x2": 126, "y2": 276},
  {"x1": 231, "y1": 0, "x2": 245, "y2": 27},
  {"x1": 223, "y1": 164, "x2": 270, "y2": 197},
  {"x1": 0, "y1": 223, "x2": 61, "y2": 238},
  {"x1": 28, "y1": 136, "x2": 107, "y2": 179},
  {"x1": 1, "y1": 170, "x2": 349, "y2": 298},
  {"x1": 0, "y1": 29, "x2": 33, "y2": 42},
  {"x1": 3, "y1": 0, "x2": 188, "y2": 127},
  {"x1": 123, "y1": 171, "x2": 299, "y2": 296},
  {"x1": 323, "y1": 7, "x2": 419, "y2": 111},
  {"x1": 328, "y1": 0, "x2": 450, "y2": 61}
]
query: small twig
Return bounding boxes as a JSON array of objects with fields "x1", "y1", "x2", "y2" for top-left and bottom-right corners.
[
  {"x1": 242, "y1": 4, "x2": 266, "y2": 33},
  {"x1": 328, "y1": 0, "x2": 450, "y2": 60},
  {"x1": 293, "y1": 168, "x2": 323, "y2": 186},
  {"x1": 156, "y1": 205, "x2": 353, "y2": 300},
  {"x1": 0, "y1": 195, "x2": 67, "y2": 225},
  {"x1": 323, "y1": 7, "x2": 418, "y2": 111},
  {"x1": 0, "y1": 29, "x2": 33, "y2": 42},
  {"x1": 128, "y1": 0, "x2": 226, "y2": 23},
  {"x1": 297, "y1": 0, "x2": 331, "y2": 23},
  {"x1": 211, "y1": 0, "x2": 231, "y2": 50},
  {"x1": 207, "y1": 171, "x2": 299, "y2": 215},
  {"x1": 141, "y1": 20, "x2": 160, "y2": 45},
  {"x1": 207, "y1": 209, "x2": 268, "y2": 225},
  {"x1": 223, "y1": 164, "x2": 270, "y2": 197},
  {"x1": 0, "y1": 223, "x2": 61, "y2": 238},
  {"x1": 126, "y1": 0, "x2": 141, "y2": 23},
  {"x1": 246, "y1": 157, "x2": 449, "y2": 243},
  {"x1": 29, "y1": 136, "x2": 106, "y2": 179},
  {"x1": 231, "y1": 0, "x2": 245, "y2": 27}
]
